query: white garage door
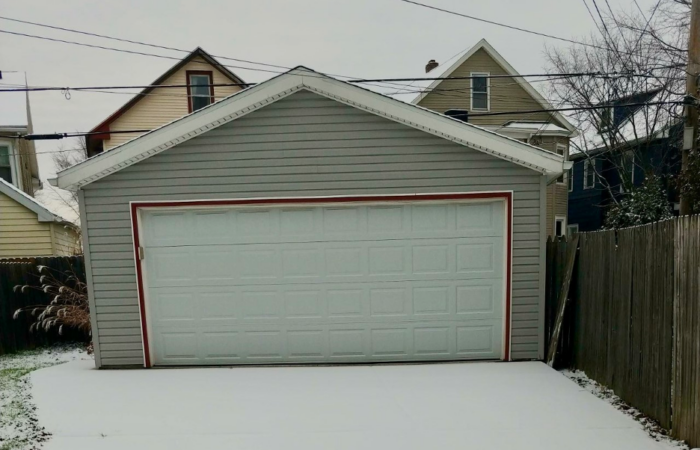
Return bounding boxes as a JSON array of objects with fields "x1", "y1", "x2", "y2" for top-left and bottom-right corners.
[{"x1": 140, "y1": 199, "x2": 507, "y2": 365}]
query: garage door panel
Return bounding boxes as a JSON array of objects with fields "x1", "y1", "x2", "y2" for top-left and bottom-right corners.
[
  {"x1": 143, "y1": 202, "x2": 504, "y2": 248},
  {"x1": 142, "y1": 200, "x2": 507, "y2": 365},
  {"x1": 148, "y1": 278, "x2": 503, "y2": 328},
  {"x1": 152, "y1": 320, "x2": 502, "y2": 364},
  {"x1": 145, "y1": 237, "x2": 503, "y2": 288}
]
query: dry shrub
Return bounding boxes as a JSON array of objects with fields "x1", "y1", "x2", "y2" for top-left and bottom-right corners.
[{"x1": 13, "y1": 265, "x2": 91, "y2": 343}]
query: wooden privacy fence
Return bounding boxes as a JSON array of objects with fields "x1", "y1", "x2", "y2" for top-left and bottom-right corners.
[
  {"x1": 0, "y1": 256, "x2": 88, "y2": 355},
  {"x1": 547, "y1": 216, "x2": 700, "y2": 447}
]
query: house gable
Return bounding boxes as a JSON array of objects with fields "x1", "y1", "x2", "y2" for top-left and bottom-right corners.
[
  {"x1": 413, "y1": 40, "x2": 575, "y2": 133},
  {"x1": 87, "y1": 48, "x2": 245, "y2": 155},
  {"x1": 56, "y1": 67, "x2": 568, "y2": 190}
]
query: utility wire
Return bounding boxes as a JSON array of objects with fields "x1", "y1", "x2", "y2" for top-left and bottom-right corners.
[
  {"x1": 0, "y1": 71, "x2": 674, "y2": 95},
  {"x1": 0, "y1": 15, "x2": 292, "y2": 71},
  {"x1": 0, "y1": 29, "x2": 286, "y2": 75},
  {"x1": 399, "y1": 0, "x2": 619, "y2": 53},
  {"x1": 398, "y1": 0, "x2": 686, "y2": 61},
  {"x1": 0, "y1": 100, "x2": 685, "y2": 142}
]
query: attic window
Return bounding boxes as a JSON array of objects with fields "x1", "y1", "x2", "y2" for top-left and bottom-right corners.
[
  {"x1": 0, "y1": 145, "x2": 12, "y2": 184},
  {"x1": 187, "y1": 71, "x2": 214, "y2": 113},
  {"x1": 470, "y1": 72, "x2": 489, "y2": 111}
]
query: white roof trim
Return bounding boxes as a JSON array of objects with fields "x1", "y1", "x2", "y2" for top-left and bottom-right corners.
[
  {"x1": 411, "y1": 39, "x2": 578, "y2": 136},
  {"x1": 54, "y1": 67, "x2": 568, "y2": 190},
  {"x1": 0, "y1": 178, "x2": 68, "y2": 223}
]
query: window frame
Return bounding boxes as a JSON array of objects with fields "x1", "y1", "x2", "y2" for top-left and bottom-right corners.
[
  {"x1": 556, "y1": 143, "x2": 567, "y2": 185},
  {"x1": 470, "y1": 72, "x2": 490, "y2": 111},
  {"x1": 0, "y1": 140, "x2": 19, "y2": 187},
  {"x1": 555, "y1": 215, "x2": 567, "y2": 237},
  {"x1": 619, "y1": 151, "x2": 635, "y2": 193},
  {"x1": 568, "y1": 167, "x2": 574, "y2": 192},
  {"x1": 567, "y1": 223, "x2": 579, "y2": 235},
  {"x1": 583, "y1": 159, "x2": 596, "y2": 190},
  {"x1": 186, "y1": 70, "x2": 215, "y2": 114}
]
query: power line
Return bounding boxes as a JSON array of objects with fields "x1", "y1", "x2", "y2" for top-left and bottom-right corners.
[
  {"x1": 0, "y1": 24, "x2": 410, "y2": 93},
  {"x1": 0, "y1": 100, "x2": 684, "y2": 142},
  {"x1": 0, "y1": 71, "x2": 674, "y2": 95},
  {"x1": 397, "y1": 0, "x2": 684, "y2": 61},
  {"x1": 0, "y1": 15, "x2": 292, "y2": 71},
  {"x1": 398, "y1": 0, "x2": 616, "y2": 52},
  {"x1": 0, "y1": 29, "x2": 287, "y2": 76},
  {"x1": 469, "y1": 100, "x2": 684, "y2": 118}
]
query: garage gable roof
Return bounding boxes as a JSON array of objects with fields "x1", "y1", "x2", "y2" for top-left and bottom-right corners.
[{"x1": 53, "y1": 67, "x2": 569, "y2": 190}]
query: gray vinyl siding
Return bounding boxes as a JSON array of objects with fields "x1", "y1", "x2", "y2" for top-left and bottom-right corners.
[{"x1": 82, "y1": 90, "x2": 546, "y2": 367}]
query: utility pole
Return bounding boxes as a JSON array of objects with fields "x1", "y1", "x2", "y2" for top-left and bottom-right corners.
[{"x1": 680, "y1": 0, "x2": 700, "y2": 215}]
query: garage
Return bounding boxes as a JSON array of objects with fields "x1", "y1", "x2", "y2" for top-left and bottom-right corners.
[
  {"x1": 136, "y1": 195, "x2": 509, "y2": 365},
  {"x1": 55, "y1": 67, "x2": 568, "y2": 367}
]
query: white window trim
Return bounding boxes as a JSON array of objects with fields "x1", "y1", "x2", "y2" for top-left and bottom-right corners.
[
  {"x1": 583, "y1": 159, "x2": 595, "y2": 190},
  {"x1": 0, "y1": 139, "x2": 21, "y2": 190},
  {"x1": 555, "y1": 215, "x2": 567, "y2": 237},
  {"x1": 556, "y1": 144, "x2": 568, "y2": 185},
  {"x1": 568, "y1": 167, "x2": 574, "y2": 192},
  {"x1": 470, "y1": 72, "x2": 490, "y2": 111},
  {"x1": 567, "y1": 223, "x2": 579, "y2": 235}
]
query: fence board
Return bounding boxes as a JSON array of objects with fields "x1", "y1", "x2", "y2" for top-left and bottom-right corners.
[
  {"x1": 673, "y1": 215, "x2": 700, "y2": 445},
  {"x1": 554, "y1": 220, "x2": 675, "y2": 431},
  {"x1": 0, "y1": 256, "x2": 89, "y2": 355}
]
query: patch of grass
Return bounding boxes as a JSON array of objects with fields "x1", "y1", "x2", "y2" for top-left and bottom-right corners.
[
  {"x1": 1, "y1": 438, "x2": 24, "y2": 450},
  {"x1": 0, "y1": 347, "x2": 85, "y2": 450},
  {"x1": 0, "y1": 368, "x2": 40, "y2": 382}
]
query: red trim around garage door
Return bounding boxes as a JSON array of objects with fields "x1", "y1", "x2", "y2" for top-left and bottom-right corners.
[{"x1": 130, "y1": 192, "x2": 514, "y2": 368}]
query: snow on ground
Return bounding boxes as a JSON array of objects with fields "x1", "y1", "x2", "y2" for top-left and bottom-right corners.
[
  {"x1": 562, "y1": 369, "x2": 688, "y2": 449},
  {"x1": 0, "y1": 345, "x2": 90, "y2": 450},
  {"x1": 32, "y1": 360, "x2": 684, "y2": 450}
]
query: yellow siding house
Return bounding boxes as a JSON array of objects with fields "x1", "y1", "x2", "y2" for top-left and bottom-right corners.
[{"x1": 0, "y1": 178, "x2": 80, "y2": 257}]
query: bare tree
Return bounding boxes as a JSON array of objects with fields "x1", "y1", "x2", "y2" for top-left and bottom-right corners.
[
  {"x1": 545, "y1": 0, "x2": 690, "y2": 225},
  {"x1": 36, "y1": 137, "x2": 88, "y2": 226},
  {"x1": 51, "y1": 136, "x2": 88, "y2": 173}
]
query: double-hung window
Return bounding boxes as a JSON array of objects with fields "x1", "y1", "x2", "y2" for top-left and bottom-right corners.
[
  {"x1": 0, "y1": 145, "x2": 12, "y2": 184},
  {"x1": 555, "y1": 216, "x2": 567, "y2": 237},
  {"x1": 583, "y1": 159, "x2": 596, "y2": 189},
  {"x1": 187, "y1": 71, "x2": 214, "y2": 113},
  {"x1": 620, "y1": 151, "x2": 635, "y2": 192},
  {"x1": 470, "y1": 72, "x2": 489, "y2": 111}
]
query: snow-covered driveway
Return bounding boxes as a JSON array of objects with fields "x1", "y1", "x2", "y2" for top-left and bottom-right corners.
[{"x1": 31, "y1": 360, "x2": 680, "y2": 450}]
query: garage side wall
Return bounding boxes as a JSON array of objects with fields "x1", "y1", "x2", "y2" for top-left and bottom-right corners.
[{"x1": 81, "y1": 90, "x2": 545, "y2": 367}]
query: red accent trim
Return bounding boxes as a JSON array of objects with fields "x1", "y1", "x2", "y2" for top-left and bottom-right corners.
[
  {"x1": 130, "y1": 192, "x2": 514, "y2": 367},
  {"x1": 130, "y1": 203, "x2": 151, "y2": 368},
  {"x1": 504, "y1": 192, "x2": 513, "y2": 361},
  {"x1": 186, "y1": 70, "x2": 215, "y2": 114},
  {"x1": 91, "y1": 124, "x2": 111, "y2": 140}
]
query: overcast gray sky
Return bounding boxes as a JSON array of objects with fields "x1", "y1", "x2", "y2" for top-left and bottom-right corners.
[{"x1": 0, "y1": 0, "x2": 660, "y2": 217}]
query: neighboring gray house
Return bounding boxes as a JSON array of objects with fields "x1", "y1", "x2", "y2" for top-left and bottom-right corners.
[{"x1": 53, "y1": 67, "x2": 569, "y2": 368}]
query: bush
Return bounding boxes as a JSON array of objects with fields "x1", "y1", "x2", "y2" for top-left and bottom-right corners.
[
  {"x1": 13, "y1": 265, "x2": 91, "y2": 345},
  {"x1": 604, "y1": 175, "x2": 673, "y2": 229}
]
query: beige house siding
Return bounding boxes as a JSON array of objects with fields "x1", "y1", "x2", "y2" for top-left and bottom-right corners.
[
  {"x1": 0, "y1": 191, "x2": 53, "y2": 257},
  {"x1": 104, "y1": 57, "x2": 243, "y2": 150},
  {"x1": 416, "y1": 48, "x2": 566, "y2": 128},
  {"x1": 535, "y1": 137, "x2": 569, "y2": 236},
  {"x1": 51, "y1": 223, "x2": 80, "y2": 255},
  {"x1": 0, "y1": 192, "x2": 81, "y2": 257}
]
